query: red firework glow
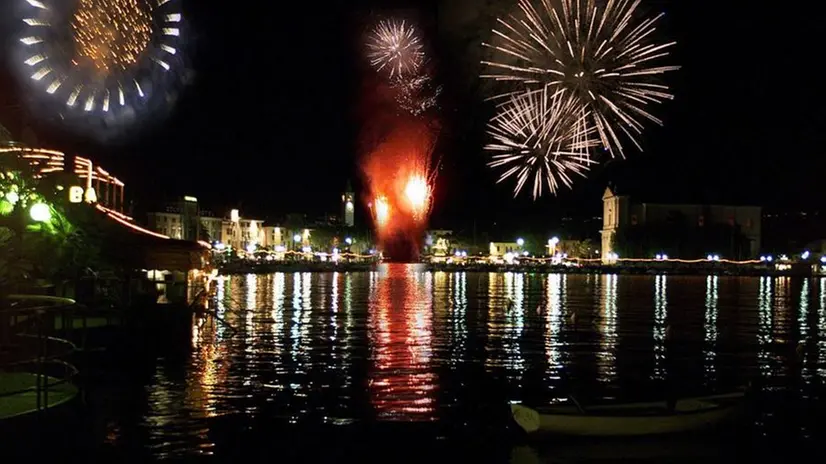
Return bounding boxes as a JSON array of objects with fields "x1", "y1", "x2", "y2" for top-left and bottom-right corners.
[
  {"x1": 363, "y1": 118, "x2": 437, "y2": 262},
  {"x1": 361, "y1": 17, "x2": 440, "y2": 262}
]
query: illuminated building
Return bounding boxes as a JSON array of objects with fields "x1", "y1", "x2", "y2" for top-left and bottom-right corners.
[
  {"x1": 0, "y1": 144, "x2": 125, "y2": 213},
  {"x1": 601, "y1": 185, "x2": 762, "y2": 262},
  {"x1": 342, "y1": 180, "x2": 355, "y2": 228}
]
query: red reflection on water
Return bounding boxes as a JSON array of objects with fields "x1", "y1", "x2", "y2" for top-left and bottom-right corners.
[{"x1": 368, "y1": 264, "x2": 436, "y2": 421}]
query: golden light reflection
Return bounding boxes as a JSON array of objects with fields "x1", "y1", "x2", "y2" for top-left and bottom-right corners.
[
  {"x1": 271, "y1": 273, "x2": 286, "y2": 356},
  {"x1": 818, "y1": 278, "x2": 825, "y2": 377},
  {"x1": 245, "y1": 273, "x2": 256, "y2": 338},
  {"x1": 544, "y1": 274, "x2": 564, "y2": 381},
  {"x1": 504, "y1": 272, "x2": 525, "y2": 372},
  {"x1": 703, "y1": 275, "x2": 719, "y2": 385},
  {"x1": 652, "y1": 275, "x2": 667, "y2": 380},
  {"x1": 597, "y1": 274, "x2": 618, "y2": 384},
  {"x1": 451, "y1": 272, "x2": 468, "y2": 363},
  {"x1": 71, "y1": 0, "x2": 153, "y2": 74},
  {"x1": 368, "y1": 264, "x2": 436, "y2": 421}
]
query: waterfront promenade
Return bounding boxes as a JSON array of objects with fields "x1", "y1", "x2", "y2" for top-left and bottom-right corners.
[{"x1": 218, "y1": 259, "x2": 814, "y2": 277}]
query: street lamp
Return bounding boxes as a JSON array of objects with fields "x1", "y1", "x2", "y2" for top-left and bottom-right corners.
[
  {"x1": 29, "y1": 202, "x2": 51, "y2": 222},
  {"x1": 516, "y1": 237, "x2": 524, "y2": 247}
]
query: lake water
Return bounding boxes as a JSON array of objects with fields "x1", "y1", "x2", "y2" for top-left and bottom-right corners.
[{"x1": 77, "y1": 264, "x2": 826, "y2": 461}]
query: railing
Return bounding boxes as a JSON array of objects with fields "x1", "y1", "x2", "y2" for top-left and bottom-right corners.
[{"x1": 1, "y1": 295, "x2": 81, "y2": 418}]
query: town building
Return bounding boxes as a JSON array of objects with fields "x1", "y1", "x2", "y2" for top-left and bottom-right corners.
[{"x1": 600, "y1": 186, "x2": 761, "y2": 262}]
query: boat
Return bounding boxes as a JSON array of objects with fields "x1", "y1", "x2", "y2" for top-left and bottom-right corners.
[{"x1": 510, "y1": 391, "x2": 745, "y2": 437}]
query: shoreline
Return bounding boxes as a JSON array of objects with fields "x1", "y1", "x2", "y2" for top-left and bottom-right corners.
[{"x1": 218, "y1": 261, "x2": 817, "y2": 277}]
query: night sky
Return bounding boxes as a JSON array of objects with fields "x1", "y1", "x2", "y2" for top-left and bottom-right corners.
[{"x1": 1, "y1": 0, "x2": 824, "y2": 230}]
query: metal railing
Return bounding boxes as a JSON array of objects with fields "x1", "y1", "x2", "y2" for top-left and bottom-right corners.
[{"x1": 1, "y1": 295, "x2": 81, "y2": 417}]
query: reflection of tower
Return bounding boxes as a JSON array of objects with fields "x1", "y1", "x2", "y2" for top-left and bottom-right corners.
[{"x1": 342, "y1": 180, "x2": 355, "y2": 228}]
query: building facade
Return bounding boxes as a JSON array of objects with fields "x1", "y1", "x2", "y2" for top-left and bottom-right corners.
[{"x1": 601, "y1": 187, "x2": 762, "y2": 262}]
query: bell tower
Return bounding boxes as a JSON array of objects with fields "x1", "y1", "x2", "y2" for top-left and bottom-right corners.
[
  {"x1": 342, "y1": 180, "x2": 355, "y2": 228},
  {"x1": 600, "y1": 185, "x2": 629, "y2": 262}
]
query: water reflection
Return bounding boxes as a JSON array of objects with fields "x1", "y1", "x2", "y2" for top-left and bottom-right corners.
[
  {"x1": 504, "y1": 272, "x2": 526, "y2": 374},
  {"x1": 819, "y1": 279, "x2": 826, "y2": 377},
  {"x1": 367, "y1": 264, "x2": 436, "y2": 420},
  {"x1": 450, "y1": 272, "x2": 468, "y2": 364},
  {"x1": 653, "y1": 275, "x2": 668, "y2": 380},
  {"x1": 757, "y1": 277, "x2": 772, "y2": 379},
  {"x1": 132, "y1": 270, "x2": 826, "y2": 459},
  {"x1": 704, "y1": 275, "x2": 719, "y2": 385},
  {"x1": 597, "y1": 274, "x2": 618, "y2": 383},
  {"x1": 544, "y1": 274, "x2": 564, "y2": 379}
]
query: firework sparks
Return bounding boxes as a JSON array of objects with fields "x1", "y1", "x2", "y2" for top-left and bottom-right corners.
[
  {"x1": 486, "y1": 88, "x2": 599, "y2": 199},
  {"x1": 394, "y1": 74, "x2": 441, "y2": 116},
  {"x1": 16, "y1": 0, "x2": 184, "y2": 132},
  {"x1": 71, "y1": 0, "x2": 153, "y2": 73},
  {"x1": 404, "y1": 174, "x2": 430, "y2": 219},
  {"x1": 367, "y1": 19, "x2": 424, "y2": 78},
  {"x1": 482, "y1": 0, "x2": 679, "y2": 158},
  {"x1": 374, "y1": 195, "x2": 390, "y2": 228}
]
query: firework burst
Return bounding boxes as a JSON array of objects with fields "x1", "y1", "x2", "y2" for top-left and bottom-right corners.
[
  {"x1": 482, "y1": 0, "x2": 679, "y2": 158},
  {"x1": 367, "y1": 19, "x2": 425, "y2": 78},
  {"x1": 15, "y1": 0, "x2": 184, "y2": 130},
  {"x1": 486, "y1": 88, "x2": 599, "y2": 199}
]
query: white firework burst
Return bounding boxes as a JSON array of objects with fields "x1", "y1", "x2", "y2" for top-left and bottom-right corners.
[
  {"x1": 367, "y1": 19, "x2": 425, "y2": 78},
  {"x1": 17, "y1": 0, "x2": 183, "y2": 121},
  {"x1": 486, "y1": 88, "x2": 599, "y2": 199},
  {"x1": 482, "y1": 0, "x2": 679, "y2": 158}
]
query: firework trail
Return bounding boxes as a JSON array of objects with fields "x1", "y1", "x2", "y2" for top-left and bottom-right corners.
[
  {"x1": 482, "y1": 0, "x2": 679, "y2": 158},
  {"x1": 486, "y1": 88, "x2": 599, "y2": 199},
  {"x1": 362, "y1": 17, "x2": 441, "y2": 261}
]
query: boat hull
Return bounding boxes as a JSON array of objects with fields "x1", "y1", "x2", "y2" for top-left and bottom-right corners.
[{"x1": 511, "y1": 394, "x2": 744, "y2": 437}]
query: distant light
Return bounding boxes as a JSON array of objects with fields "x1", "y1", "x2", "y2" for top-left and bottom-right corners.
[
  {"x1": 345, "y1": 201, "x2": 354, "y2": 211},
  {"x1": 214, "y1": 242, "x2": 226, "y2": 250},
  {"x1": 293, "y1": 234, "x2": 301, "y2": 243},
  {"x1": 332, "y1": 248, "x2": 340, "y2": 254},
  {"x1": 760, "y1": 256, "x2": 766, "y2": 262},
  {"x1": 516, "y1": 238, "x2": 524, "y2": 246},
  {"x1": 184, "y1": 195, "x2": 197, "y2": 203},
  {"x1": 707, "y1": 254, "x2": 713, "y2": 261},
  {"x1": 656, "y1": 254, "x2": 662, "y2": 260},
  {"x1": 230, "y1": 209, "x2": 239, "y2": 222},
  {"x1": 550, "y1": 236, "x2": 559, "y2": 245},
  {"x1": 454, "y1": 250, "x2": 461, "y2": 257},
  {"x1": 802, "y1": 250, "x2": 810, "y2": 260},
  {"x1": 522, "y1": 251, "x2": 529, "y2": 256},
  {"x1": 767, "y1": 255, "x2": 773, "y2": 262},
  {"x1": 461, "y1": 251, "x2": 467, "y2": 257},
  {"x1": 821, "y1": 256, "x2": 826, "y2": 264},
  {"x1": 29, "y1": 202, "x2": 51, "y2": 222},
  {"x1": 301, "y1": 246, "x2": 312, "y2": 253},
  {"x1": 713, "y1": 255, "x2": 720, "y2": 261},
  {"x1": 345, "y1": 237, "x2": 353, "y2": 245},
  {"x1": 274, "y1": 245, "x2": 286, "y2": 252}
]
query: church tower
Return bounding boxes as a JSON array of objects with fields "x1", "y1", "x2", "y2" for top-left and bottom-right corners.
[
  {"x1": 342, "y1": 180, "x2": 355, "y2": 228},
  {"x1": 600, "y1": 185, "x2": 629, "y2": 263}
]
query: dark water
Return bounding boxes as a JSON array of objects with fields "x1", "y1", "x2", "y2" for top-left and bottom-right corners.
[{"x1": 78, "y1": 265, "x2": 826, "y2": 461}]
